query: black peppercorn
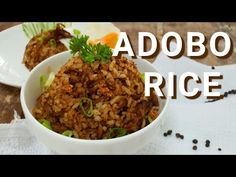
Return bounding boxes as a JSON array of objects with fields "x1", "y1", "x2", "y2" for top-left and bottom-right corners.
[
  {"x1": 163, "y1": 133, "x2": 168, "y2": 137},
  {"x1": 175, "y1": 133, "x2": 181, "y2": 138},
  {"x1": 193, "y1": 145, "x2": 197, "y2": 150},
  {"x1": 192, "y1": 139, "x2": 198, "y2": 144},
  {"x1": 205, "y1": 140, "x2": 210, "y2": 147},
  {"x1": 167, "y1": 130, "x2": 172, "y2": 135},
  {"x1": 224, "y1": 92, "x2": 228, "y2": 97}
]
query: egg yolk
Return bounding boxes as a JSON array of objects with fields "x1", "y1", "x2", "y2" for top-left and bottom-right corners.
[{"x1": 90, "y1": 32, "x2": 119, "y2": 49}]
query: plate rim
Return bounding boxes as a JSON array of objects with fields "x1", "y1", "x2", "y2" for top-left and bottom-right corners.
[{"x1": 0, "y1": 22, "x2": 119, "y2": 88}]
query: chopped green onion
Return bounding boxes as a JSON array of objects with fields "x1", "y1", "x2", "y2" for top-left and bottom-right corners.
[
  {"x1": 44, "y1": 72, "x2": 55, "y2": 88},
  {"x1": 148, "y1": 116, "x2": 153, "y2": 123},
  {"x1": 37, "y1": 34, "x2": 47, "y2": 43},
  {"x1": 80, "y1": 97, "x2": 93, "y2": 117},
  {"x1": 40, "y1": 74, "x2": 47, "y2": 90},
  {"x1": 62, "y1": 130, "x2": 74, "y2": 137},
  {"x1": 39, "y1": 119, "x2": 52, "y2": 130},
  {"x1": 39, "y1": 72, "x2": 55, "y2": 91},
  {"x1": 49, "y1": 39, "x2": 57, "y2": 47},
  {"x1": 106, "y1": 128, "x2": 127, "y2": 139},
  {"x1": 140, "y1": 73, "x2": 145, "y2": 81},
  {"x1": 73, "y1": 29, "x2": 81, "y2": 36}
]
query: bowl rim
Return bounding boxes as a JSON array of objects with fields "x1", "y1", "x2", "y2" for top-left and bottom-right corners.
[{"x1": 20, "y1": 51, "x2": 169, "y2": 144}]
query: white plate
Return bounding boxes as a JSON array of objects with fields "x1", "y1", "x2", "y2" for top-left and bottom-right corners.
[{"x1": 0, "y1": 22, "x2": 120, "y2": 88}]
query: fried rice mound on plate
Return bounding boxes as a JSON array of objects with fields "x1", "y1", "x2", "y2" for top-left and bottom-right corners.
[{"x1": 22, "y1": 24, "x2": 72, "y2": 70}]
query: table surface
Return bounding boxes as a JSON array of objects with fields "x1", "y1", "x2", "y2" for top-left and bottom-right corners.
[{"x1": 1, "y1": 22, "x2": 236, "y2": 123}]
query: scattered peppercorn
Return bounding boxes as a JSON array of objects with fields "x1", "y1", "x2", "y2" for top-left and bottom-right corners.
[
  {"x1": 192, "y1": 139, "x2": 198, "y2": 144},
  {"x1": 175, "y1": 133, "x2": 181, "y2": 138},
  {"x1": 224, "y1": 92, "x2": 228, "y2": 97},
  {"x1": 175, "y1": 133, "x2": 184, "y2": 140},
  {"x1": 167, "y1": 130, "x2": 172, "y2": 135},
  {"x1": 211, "y1": 66, "x2": 215, "y2": 70},
  {"x1": 193, "y1": 145, "x2": 198, "y2": 150},
  {"x1": 205, "y1": 140, "x2": 210, "y2": 147},
  {"x1": 163, "y1": 130, "x2": 221, "y2": 152}
]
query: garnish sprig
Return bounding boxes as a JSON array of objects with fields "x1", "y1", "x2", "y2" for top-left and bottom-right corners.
[{"x1": 69, "y1": 35, "x2": 112, "y2": 64}]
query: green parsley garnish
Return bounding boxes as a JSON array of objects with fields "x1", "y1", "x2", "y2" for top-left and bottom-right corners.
[
  {"x1": 69, "y1": 35, "x2": 112, "y2": 64},
  {"x1": 73, "y1": 29, "x2": 81, "y2": 36}
]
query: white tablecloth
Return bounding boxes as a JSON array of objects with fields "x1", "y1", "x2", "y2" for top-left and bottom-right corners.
[{"x1": 1, "y1": 45, "x2": 236, "y2": 154}]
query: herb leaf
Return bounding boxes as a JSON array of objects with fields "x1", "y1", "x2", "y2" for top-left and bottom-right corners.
[
  {"x1": 69, "y1": 35, "x2": 112, "y2": 64},
  {"x1": 73, "y1": 29, "x2": 81, "y2": 36}
]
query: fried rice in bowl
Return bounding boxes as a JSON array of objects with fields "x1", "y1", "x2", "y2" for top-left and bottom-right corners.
[{"x1": 20, "y1": 51, "x2": 169, "y2": 154}]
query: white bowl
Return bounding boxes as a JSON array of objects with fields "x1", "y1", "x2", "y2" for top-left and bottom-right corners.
[{"x1": 20, "y1": 51, "x2": 169, "y2": 154}]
